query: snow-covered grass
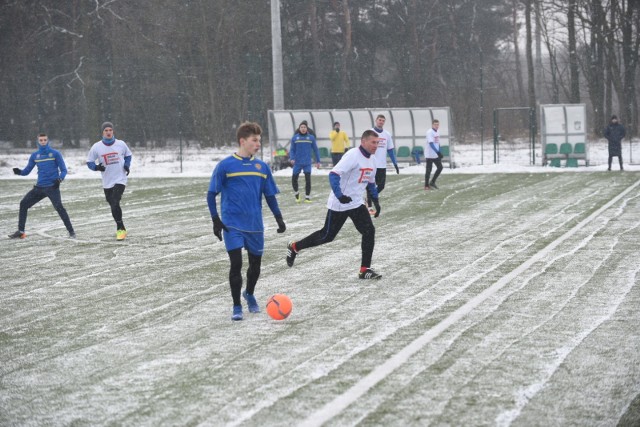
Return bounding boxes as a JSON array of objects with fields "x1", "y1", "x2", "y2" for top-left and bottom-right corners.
[
  {"x1": 1, "y1": 142, "x2": 640, "y2": 426},
  {"x1": 1, "y1": 138, "x2": 639, "y2": 181}
]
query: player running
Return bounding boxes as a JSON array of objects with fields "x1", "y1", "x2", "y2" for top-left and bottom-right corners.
[
  {"x1": 86, "y1": 122, "x2": 132, "y2": 240},
  {"x1": 286, "y1": 129, "x2": 383, "y2": 280},
  {"x1": 207, "y1": 121, "x2": 287, "y2": 321}
]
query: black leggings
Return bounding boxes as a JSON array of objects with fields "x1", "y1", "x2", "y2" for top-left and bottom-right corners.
[
  {"x1": 292, "y1": 172, "x2": 311, "y2": 196},
  {"x1": 104, "y1": 184, "x2": 126, "y2": 230},
  {"x1": 228, "y1": 248, "x2": 262, "y2": 306},
  {"x1": 425, "y1": 158, "x2": 443, "y2": 186},
  {"x1": 295, "y1": 205, "x2": 375, "y2": 268}
]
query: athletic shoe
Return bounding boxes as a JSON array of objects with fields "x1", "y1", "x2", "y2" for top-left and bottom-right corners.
[
  {"x1": 359, "y1": 268, "x2": 382, "y2": 280},
  {"x1": 304, "y1": 197, "x2": 312, "y2": 203},
  {"x1": 116, "y1": 229, "x2": 127, "y2": 241},
  {"x1": 243, "y1": 291, "x2": 260, "y2": 313},
  {"x1": 8, "y1": 231, "x2": 26, "y2": 239},
  {"x1": 286, "y1": 242, "x2": 298, "y2": 267},
  {"x1": 231, "y1": 305, "x2": 243, "y2": 321},
  {"x1": 69, "y1": 232, "x2": 76, "y2": 239},
  {"x1": 430, "y1": 182, "x2": 439, "y2": 190},
  {"x1": 295, "y1": 193, "x2": 301, "y2": 203},
  {"x1": 368, "y1": 207, "x2": 376, "y2": 215}
]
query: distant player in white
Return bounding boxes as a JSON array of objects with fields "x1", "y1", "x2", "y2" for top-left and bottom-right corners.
[
  {"x1": 86, "y1": 121, "x2": 132, "y2": 240},
  {"x1": 424, "y1": 119, "x2": 443, "y2": 190},
  {"x1": 366, "y1": 114, "x2": 399, "y2": 214},
  {"x1": 286, "y1": 130, "x2": 383, "y2": 279}
]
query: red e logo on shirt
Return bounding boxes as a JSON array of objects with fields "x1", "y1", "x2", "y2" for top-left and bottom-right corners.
[{"x1": 358, "y1": 167, "x2": 374, "y2": 183}]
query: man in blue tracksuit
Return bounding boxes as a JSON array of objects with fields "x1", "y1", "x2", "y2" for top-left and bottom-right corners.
[
  {"x1": 289, "y1": 121, "x2": 321, "y2": 203},
  {"x1": 9, "y1": 133, "x2": 75, "y2": 239}
]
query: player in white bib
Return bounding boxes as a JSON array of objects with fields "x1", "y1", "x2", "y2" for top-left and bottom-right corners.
[
  {"x1": 286, "y1": 130, "x2": 383, "y2": 280},
  {"x1": 86, "y1": 122, "x2": 132, "y2": 240},
  {"x1": 366, "y1": 114, "x2": 399, "y2": 214},
  {"x1": 424, "y1": 119, "x2": 443, "y2": 190}
]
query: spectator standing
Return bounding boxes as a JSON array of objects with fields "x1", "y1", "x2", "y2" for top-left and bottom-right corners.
[
  {"x1": 329, "y1": 121, "x2": 351, "y2": 166},
  {"x1": 603, "y1": 115, "x2": 626, "y2": 171}
]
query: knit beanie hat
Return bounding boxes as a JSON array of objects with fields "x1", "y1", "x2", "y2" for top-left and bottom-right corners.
[{"x1": 101, "y1": 121, "x2": 114, "y2": 131}]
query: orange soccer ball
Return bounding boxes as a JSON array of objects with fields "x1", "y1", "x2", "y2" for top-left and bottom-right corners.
[{"x1": 266, "y1": 294, "x2": 293, "y2": 320}]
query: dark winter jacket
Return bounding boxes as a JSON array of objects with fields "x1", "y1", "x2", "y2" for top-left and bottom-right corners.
[{"x1": 604, "y1": 122, "x2": 626, "y2": 157}]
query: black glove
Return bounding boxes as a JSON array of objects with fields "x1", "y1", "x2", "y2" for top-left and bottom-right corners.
[
  {"x1": 338, "y1": 195, "x2": 352, "y2": 204},
  {"x1": 372, "y1": 198, "x2": 381, "y2": 218},
  {"x1": 212, "y1": 216, "x2": 228, "y2": 241},
  {"x1": 12, "y1": 168, "x2": 21, "y2": 175},
  {"x1": 124, "y1": 165, "x2": 130, "y2": 176},
  {"x1": 96, "y1": 164, "x2": 106, "y2": 172},
  {"x1": 437, "y1": 151, "x2": 443, "y2": 159},
  {"x1": 394, "y1": 164, "x2": 400, "y2": 174},
  {"x1": 275, "y1": 215, "x2": 286, "y2": 233},
  {"x1": 53, "y1": 178, "x2": 62, "y2": 188}
]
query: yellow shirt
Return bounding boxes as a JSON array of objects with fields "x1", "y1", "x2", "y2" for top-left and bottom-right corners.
[{"x1": 329, "y1": 130, "x2": 350, "y2": 153}]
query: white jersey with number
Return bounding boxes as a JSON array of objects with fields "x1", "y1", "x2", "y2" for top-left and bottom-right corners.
[
  {"x1": 87, "y1": 139, "x2": 132, "y2": 188},
  {"x1": 371, "y1": 127, "x2": 394, "y2": 168},
  {"x1": 425, "y1": 128, "x2": 440, "y2": 159},
  {"x1": 326, "y1": 146, "x2": 377, "y2": 212}
]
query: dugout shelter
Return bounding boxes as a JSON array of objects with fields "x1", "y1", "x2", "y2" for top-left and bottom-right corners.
[
  {"x1": 267, "y1": 108, "x2": 454, "y2": 168},
  {"x1": 540, "y1": 104, "x2": 588, "y2": 167}
]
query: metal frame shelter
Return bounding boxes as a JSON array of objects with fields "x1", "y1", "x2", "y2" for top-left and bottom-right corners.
[
  {"x1": 267, "y1": 108, "x2": 454, "y2": 168},
  {"x1": 539, "y1": 104, "x2": 588, "y2": 167}
]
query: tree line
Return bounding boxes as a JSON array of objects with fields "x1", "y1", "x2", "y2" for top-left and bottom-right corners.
[{"x1": 0, "y1": 0, "x2": 638, "y2": 148}]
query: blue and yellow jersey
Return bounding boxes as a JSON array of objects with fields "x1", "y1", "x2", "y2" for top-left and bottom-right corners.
[
  {"x1": 208, "y1": 154, "x2": 279, "y2": 232},
  {"x1": 19, "y1": 144, "x2": 68, "y2": 187},
  {"x1": 289, "y1": 133, "x2": 321, "y2": 165}
]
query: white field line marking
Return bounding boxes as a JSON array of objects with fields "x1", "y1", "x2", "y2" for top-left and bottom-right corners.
[{"x1": 300, "y1": 178, "x2": 640, "y2": 427}]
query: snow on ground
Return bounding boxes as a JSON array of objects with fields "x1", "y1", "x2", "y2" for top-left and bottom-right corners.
[{"x1": 1, "y1": 138, "x2": 639, "y2": 179}]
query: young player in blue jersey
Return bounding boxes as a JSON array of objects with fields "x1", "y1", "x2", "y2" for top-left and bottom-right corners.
[
  {"x1": 366, "y1": 114, "x2": 399, "y2": 215},
  {"x1": 286, "y1": 129, "x2": 383, "y2": 280},
  {"x1": 289, "y1": 121, "x2": 321, "y2": 203},
  {"x1": 9, "y1": 133, "x2": 75, "y2": 239},
  {"x1": 424, "y1": 119, "x2": 444, "y2": 190},
  {"x1": 207, "y1": 122, "x2": 287, "y2": 321}
]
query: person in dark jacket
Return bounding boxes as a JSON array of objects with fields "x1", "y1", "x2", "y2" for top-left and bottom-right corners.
[
  {"x1": 603, "y1": 115, "x2": 626, "y2": 171},
  {"x1": 8, "y1": 133, "x2": 75, "y2": 239}
]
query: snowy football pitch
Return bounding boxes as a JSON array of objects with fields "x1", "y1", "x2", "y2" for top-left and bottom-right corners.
[{"x1": 1, "y1": 172, "x2": 639, "y2": 426}]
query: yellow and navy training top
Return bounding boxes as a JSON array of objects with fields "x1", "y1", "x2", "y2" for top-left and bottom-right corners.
[{"x1": 208, "y1": 153, "x2": 280, "y2": 232}]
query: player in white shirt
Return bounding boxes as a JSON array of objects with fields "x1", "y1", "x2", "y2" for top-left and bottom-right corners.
[
  {"x1": 424, "y1": 119, "x2": 443, "y2": 190},
  {"x1": 286, "y1": 130, "x2": 383, "y2": 279},
  {"x1": 86, "y1": 122, "x2": 133, "y2": 240},
  {"x1": 366, "y1": 114, "x2": 399, "y2": 214}
]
